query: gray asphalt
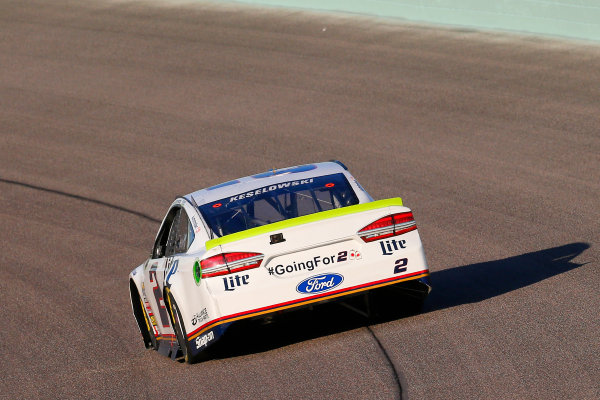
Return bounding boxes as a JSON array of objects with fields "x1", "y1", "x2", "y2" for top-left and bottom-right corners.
[{"x1": 1, "y1": 1, "x2": 599, "y2": 399}]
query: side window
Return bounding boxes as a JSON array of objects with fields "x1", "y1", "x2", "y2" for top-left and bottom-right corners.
[
  {"x1": 152, "y1": 208, "x2": 178, "y2": 259},
  {"x1": 166, "y1": 207, "x2": 194, "y2": 257},
  {"x1": 165, "y1": 208, "x2": 183, "y2": 257},
  {"x1": 187, "y1": 215, "x2": 196, "y2": 249},
  {"x1": 152, "y1": 205, "x2": 196, "y2": 259}
]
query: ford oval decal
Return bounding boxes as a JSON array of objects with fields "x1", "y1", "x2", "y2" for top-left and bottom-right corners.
[{"x1": 296, "y1": 273, "x2": 344, "y2": 295}]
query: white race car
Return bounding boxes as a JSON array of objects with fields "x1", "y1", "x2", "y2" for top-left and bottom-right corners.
[{"x1": 129, "y1": 161, "x2": 431, "y2": 362}]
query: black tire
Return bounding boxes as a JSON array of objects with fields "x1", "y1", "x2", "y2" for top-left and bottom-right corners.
[
  {"x1": 140, "y1": 295, "x2": 159, "y2": 349},
  {"x1": 166, "y1": 291, "x2": 195, "y2": 363},
  {"x1": 130, "y1": 282, "x2": 157, "y2": 350}
]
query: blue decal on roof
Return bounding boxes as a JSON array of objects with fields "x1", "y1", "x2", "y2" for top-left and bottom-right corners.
[
  {"x1": 207, "y1": 180, "x2": 241, "y2": 191},
  {"x1": 252, "y1": 164, "x2": 317, "y2": 179}
]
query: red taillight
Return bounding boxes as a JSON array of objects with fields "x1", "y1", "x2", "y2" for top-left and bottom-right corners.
[
  {"x1": 200, "y1": 254, "x2": 228, "y2": 277},
  {"x1": 358, "y1": 212, "x2": 417, "y2": 242},
  {"x1": 200, "y1": 252, "x2": 264, "y2": 278}
]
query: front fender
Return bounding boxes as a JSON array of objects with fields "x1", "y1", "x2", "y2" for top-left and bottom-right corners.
[
  {"x1": 129, "y1": 262, "x2": 146, "y2": 299},
  {"x1": 129, "y1": 261, "x2": 153, "y2": 348}
]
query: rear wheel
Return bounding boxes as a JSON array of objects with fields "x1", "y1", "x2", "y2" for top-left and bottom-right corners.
[
  {"x1": 166, "y1": 291, "x2": 194, "y2": 363},
  {"x1": 139, "y1": 296, "x2": 159, "y2": 349},
  {"x1": 130, "y1": 282, "x2": 157, "y2": 349}
]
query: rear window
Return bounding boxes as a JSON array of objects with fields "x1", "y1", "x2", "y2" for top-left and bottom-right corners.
[{"x1": 199, "y1": 173, "x2": 359, "y2": 237}]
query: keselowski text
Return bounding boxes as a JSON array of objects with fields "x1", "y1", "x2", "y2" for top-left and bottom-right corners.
[{"x1": 229, "y1": 179, "x2": 314, "y2": 202}]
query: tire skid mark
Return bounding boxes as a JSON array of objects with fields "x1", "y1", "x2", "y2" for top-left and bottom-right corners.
[
  {"x1": 0, "y1": 177, "x2": 160, "y2": 223},
  {"x1": 366, "y1": 325, "x2": 403, "y2": 400}
]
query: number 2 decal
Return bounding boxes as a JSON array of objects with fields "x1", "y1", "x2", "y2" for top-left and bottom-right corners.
[
  {"x1": 394, "y1": 258, "x2": 408, "y2": 274},
  {"x1": 149, "y1": 263, "x2": 171, "y2": 328}
]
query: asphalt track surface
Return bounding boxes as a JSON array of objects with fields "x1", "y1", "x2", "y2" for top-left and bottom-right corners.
[{"x1": 1, "y1": 1, "x2": 599, "y2": 399}]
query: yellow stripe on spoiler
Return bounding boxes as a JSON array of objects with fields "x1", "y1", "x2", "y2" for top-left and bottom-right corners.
[{"x1": 205, "y1": 197, "x2": 403, "y2": 251}]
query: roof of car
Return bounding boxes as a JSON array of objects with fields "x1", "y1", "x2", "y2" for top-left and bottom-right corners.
[{"x1": 186, "y1": 161, "x2": 349, "y2": 206}]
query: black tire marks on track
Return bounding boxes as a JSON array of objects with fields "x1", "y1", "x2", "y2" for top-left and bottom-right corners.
[{"x1": 0, "y1": 178, "x2": 161, "y2": 223}]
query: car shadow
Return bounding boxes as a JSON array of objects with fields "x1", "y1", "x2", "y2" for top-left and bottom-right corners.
[
  {"x1": 424, "y1": 241, "x2": 590, "y2": 311},
  {"x1": 202, "y1": 242, "x2": 590, "y2": 362}
]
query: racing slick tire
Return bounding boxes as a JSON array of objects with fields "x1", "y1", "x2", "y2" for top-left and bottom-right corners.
[
  {"x1": 130, "y1": 282, "x2": 158, "y2": 350},
  {"x1": 166, "y1": 290, "x2": 197, "y2": 364}
]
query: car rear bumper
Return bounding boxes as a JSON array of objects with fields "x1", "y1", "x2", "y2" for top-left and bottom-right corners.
[{"x1": 185, "y1": 267, "x2": 429, "y2": 357}]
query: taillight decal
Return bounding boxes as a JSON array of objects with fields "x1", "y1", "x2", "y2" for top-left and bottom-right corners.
[
  {"x1": 358, "y1": 212, "x2": 417, "y2": 242},
  {"x1": 200, "y1": 252, "x2": 264, "y2": 278},
  {"x1": 200, "y1": 254, "x2": 228, "y2": 278}
]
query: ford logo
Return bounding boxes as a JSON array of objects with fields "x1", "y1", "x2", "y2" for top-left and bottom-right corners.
[{"x1": 296, "y1": 273, "x2": 344, "y2": 295}]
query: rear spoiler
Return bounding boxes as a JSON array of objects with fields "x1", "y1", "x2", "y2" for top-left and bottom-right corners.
[{"x1": 205, "y1": 197, "x2": 403, "y2": 251}]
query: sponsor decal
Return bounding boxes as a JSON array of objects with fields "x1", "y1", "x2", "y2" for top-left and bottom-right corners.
[
  {"x1": 193, "y1": 260, "x2": 202, "y2": 285},
  {"x1": 191, "y1": 216, "x2": 202, "y2": 233},
  {"x1": 268, "y1": 250, "x2": 360, "y2": 276},
  {"x1": 149, "y1": 262, "x2": 171, "y2": 328},
  {"x1": 350, "y1": 176, "x2": 368, "y2": 194},
  {"x1": 296, "y1": 273, "x2": 344, "y2": 294},
  {"x1": 144, "y1": 299, "x2": 160, "y2": 336},
  {"x1": 227, "y1": 178, "x2": 314, "y2": 203},
  {"x1": 192, "y1": 308, "x2": 209, "y2": 326},
  {"x1": 165, "y1": 259, "x2": 179, "y2": 285},
  {"x1": 195, "y1": 331, "x2": 214, "y2": 349},
  {"x1": 223, "y1": 274, "x2": 249, "y2": 291},
  {"x1": 380, "y1": 239, "x2": 407, "y2": 255}
]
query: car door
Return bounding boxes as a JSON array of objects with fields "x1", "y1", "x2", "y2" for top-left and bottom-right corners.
[{"x1": 145, "y1": 205, "x2": 194, "y2": 335}]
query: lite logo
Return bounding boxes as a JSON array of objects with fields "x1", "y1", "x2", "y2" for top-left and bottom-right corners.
[
  {"x1": 223, "y1": 274, "x2": 249, "y2": 291},
  {"x1": 380, "y1": 239, "x2": 407, "y2": 255}
]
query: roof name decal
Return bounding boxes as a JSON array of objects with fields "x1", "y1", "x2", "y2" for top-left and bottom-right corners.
[{"x1": 228, "y1": 178, "x2": 314, "y2": 203}]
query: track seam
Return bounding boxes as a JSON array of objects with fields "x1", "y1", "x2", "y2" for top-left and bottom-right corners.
[
  {"x1": 366, "y1": 325, "x2": 404, "y2": 400},
  {"x1": 0, "y1": 178, "x2": 161, "y2": 223}
]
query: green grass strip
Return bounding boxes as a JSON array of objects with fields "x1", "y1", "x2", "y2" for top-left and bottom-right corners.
[{"x1": 205, "y1": 197, "x2": 403, "y2": 250}]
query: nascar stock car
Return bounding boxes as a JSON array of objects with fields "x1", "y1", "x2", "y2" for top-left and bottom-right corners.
[{"x1": 129, "y1": 161, "x2": 431, "y2": 362}]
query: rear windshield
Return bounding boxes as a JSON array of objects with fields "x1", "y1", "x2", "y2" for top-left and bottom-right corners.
[{"x1": 198, "y1": 173, "x2": 359, "y2": 237}]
